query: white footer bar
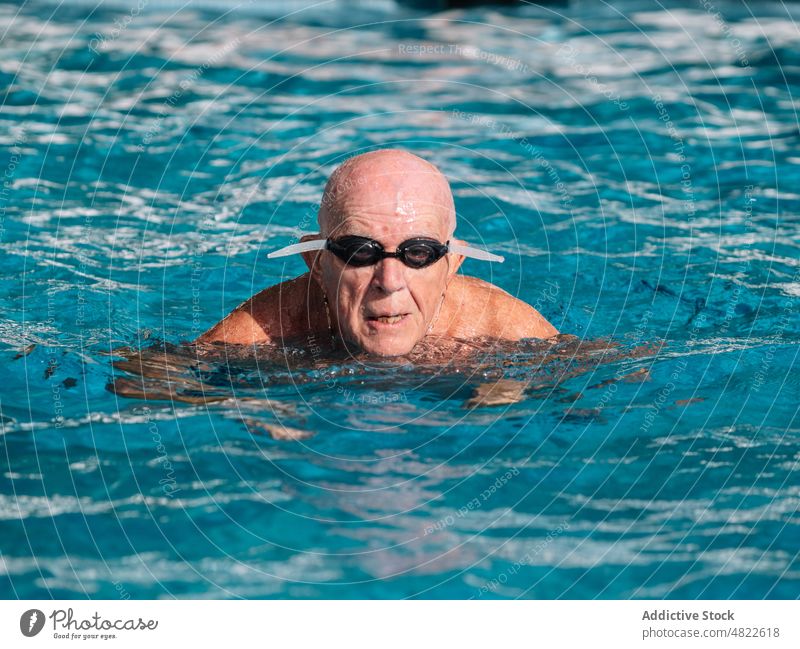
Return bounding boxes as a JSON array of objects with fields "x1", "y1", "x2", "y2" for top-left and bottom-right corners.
[{"x1": 1, "y1": 600, "x2": 796, "y2": 648}]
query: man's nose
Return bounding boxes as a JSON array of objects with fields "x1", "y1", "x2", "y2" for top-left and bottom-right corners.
[{"x1": 371, "y1": 256, "x2": 407, "y2": 293}]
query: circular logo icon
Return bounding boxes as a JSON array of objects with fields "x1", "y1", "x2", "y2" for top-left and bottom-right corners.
[{"x1": 20, "y1": 609, "x2": 45, "y2": 637}]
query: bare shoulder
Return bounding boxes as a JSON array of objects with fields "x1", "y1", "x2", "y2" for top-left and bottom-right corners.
[
  {"x1": 451, "y1": 275, "x2": 558, "y2": 340},
  {"x1": 195, "y1": 275, "x2": 311, "y2": 345},
  {"x1": 195, "y1": 305, "x2": 269, "y2": 345}
]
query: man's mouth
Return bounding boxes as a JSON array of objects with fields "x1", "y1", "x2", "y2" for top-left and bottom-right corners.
[{"x1": 366, "y1": 313, "x2": 410, "y2": 326}]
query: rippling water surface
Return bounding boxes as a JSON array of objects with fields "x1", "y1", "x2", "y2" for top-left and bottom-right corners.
[{"x1": 1, "y1": 0, "x2": 798, "y2": 598}]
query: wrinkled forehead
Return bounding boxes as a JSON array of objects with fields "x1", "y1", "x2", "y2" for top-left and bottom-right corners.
[{"x1": 330, "y1": 192, "x2": 452, "y2": 242}]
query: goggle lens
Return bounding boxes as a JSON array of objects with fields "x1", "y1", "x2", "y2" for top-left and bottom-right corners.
[{"x1": 328, "y1": 237, "x2": 448, "y2": 269}]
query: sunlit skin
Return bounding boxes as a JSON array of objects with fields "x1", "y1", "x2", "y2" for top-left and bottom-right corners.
[{"x1": 197, "y1": 149, "x2": 558, "y2": 356}]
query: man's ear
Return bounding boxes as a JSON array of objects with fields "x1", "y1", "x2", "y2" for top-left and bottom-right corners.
[
  {"x1": 447, "y1": 238, "x2": 466, "y2": 280},
  {"x1": 299, "y1": 233, "x2": 324, "y2": 281}
]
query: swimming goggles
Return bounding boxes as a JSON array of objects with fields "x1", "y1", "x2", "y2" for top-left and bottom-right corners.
[{"x1": 267, "y1": 236, "x2": 504, "y2": 268}]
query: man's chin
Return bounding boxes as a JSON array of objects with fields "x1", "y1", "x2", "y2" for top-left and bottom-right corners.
[{"x1": 354, "y1": 333, "x2": 418, "y2": 357}]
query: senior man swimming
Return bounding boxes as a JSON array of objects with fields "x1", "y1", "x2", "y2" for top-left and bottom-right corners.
[{"x1": 197, "y1": 149, "x2": 557, "y2": 356}]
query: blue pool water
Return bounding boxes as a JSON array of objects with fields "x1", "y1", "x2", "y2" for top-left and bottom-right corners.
[{"x1": 1, "y1": 0, "x2": 798, "y2": 599}]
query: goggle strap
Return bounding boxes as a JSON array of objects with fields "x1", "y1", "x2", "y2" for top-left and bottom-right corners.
[
  {"x1": 448, "y1": 243, "x2": 505, "y2": 263},
  {"x1": 266, "y1": 239, "x2": 326, "y2": 258}
]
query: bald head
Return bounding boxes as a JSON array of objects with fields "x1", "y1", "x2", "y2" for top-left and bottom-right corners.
[{"x1": 318, "y1": 150, "x2": 456, "y2": 238}]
